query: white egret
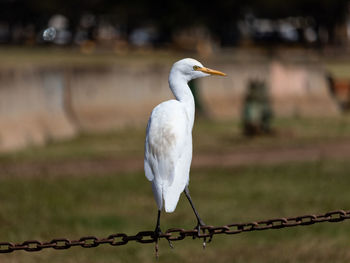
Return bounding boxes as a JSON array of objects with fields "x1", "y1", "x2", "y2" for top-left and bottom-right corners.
[{"x1": 144, "y1": 58, "x2": 226, "y2": 248}]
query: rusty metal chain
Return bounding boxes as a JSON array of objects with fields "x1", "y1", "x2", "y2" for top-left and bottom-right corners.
[{"x1": 1, "y1": 209, "x2": 349, "y2": 254}]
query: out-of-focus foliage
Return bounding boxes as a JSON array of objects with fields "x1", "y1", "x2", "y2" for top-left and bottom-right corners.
[{"x1": 0, "y1": 0, "x2": 348, "y2": 44}]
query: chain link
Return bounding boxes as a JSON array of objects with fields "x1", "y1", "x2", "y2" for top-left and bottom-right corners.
[{"x1": 1, "y1": 209, "x2": 349, "y2": 254}]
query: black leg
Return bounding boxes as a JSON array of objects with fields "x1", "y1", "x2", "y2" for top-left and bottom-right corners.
[
  {"x1": 154, "y1": 210, "x2": 161, "y2": 259},
  {"x1": 154, "y1": 209, "x2": 173, "y2": 258},
  {"x1": 184, "y1": 186, "x2": 207, "y2": 248},
  {"x1": 184, "y1": 186, "x2": 205, "y2": 229},
  {"x1": 154, "y1": 210, "x2": 162, "y2": 236}
]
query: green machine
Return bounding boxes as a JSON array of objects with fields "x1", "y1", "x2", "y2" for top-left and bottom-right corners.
[{"x1": 242, "y1": 80, "x2": 273, "y2": 136}]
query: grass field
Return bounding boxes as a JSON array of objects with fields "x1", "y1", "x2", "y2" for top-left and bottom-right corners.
[
  {"x1": 1, "y1": 161, "x2": 350, "y2": 262},
  {"x1": 2, "y1": 116, "x2": 350, "y2": 163},
  {"x1": 1, "y1": 117, "x2": 350, "y2": 262},
  {"x1": 1, "y1": 47, "x2": 350, "y2": 262}
]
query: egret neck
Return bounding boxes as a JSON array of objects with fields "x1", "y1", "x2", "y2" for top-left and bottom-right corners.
[{"x1": 168, "y1": 70, "x2": 195, "y2": 129}]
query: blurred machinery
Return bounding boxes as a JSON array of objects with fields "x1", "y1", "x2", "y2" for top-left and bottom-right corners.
[
  {"x1": 327, "y1": 75, "x2": 350, "y2": 111},
  {"x1": 242, "y1": 79, "x2": 273, "y2": 136}
]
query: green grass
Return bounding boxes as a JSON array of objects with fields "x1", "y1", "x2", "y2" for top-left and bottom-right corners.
[
  {"x1": 1, "y1": 48, "x2": 350, "y2": 262},
  {"x1": 1, "y1": 160, "x2": 350, "y2": 263},
  {"x1": 2, "y1": 116, "x2": 350, "y2": 163},
  {"x1": 193, "y1": 116, "x2": 350, "y2": 153},
  {"x1": 1, "y1": 116, "x2": 350, "y2": 262}
]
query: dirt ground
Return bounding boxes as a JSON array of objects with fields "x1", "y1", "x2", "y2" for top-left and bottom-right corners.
[{"x1": 1, "y1": 139, "x2": 350, "y2": 177}]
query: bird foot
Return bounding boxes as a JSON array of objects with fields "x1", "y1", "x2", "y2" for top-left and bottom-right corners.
[
  {"x1": 154, "y1": 227, "x2": 174, "y2": 259},
  {"x1": 154, "y1": 226, "x2": 162, "y2": 259},
  {"x1": 193, "y1": 220, "x2": 207, "y2": 249}
]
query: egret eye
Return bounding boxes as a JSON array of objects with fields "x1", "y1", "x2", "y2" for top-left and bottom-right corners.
[{"x1": 193, "y1": 65, "x2": 200, "y2": 71}]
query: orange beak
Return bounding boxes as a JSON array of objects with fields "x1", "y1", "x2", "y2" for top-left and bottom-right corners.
[{"x1": 197, "y1": 67, "x2": 226, "y2": 76}]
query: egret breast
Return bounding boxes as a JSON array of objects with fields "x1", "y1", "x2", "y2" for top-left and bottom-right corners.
[
  {"x1": 148, "y1": 123, "x2": 176, "y2": 157},
  {"x1": 145, "y1": 100, "x2": 188, "y2": 186}
]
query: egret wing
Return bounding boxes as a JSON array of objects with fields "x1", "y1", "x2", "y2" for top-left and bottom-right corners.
[{"x1": 144, "y1": 100, "x2": 191, "y2": 211}]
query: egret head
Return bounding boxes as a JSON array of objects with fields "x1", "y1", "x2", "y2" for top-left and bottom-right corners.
[{"x1": 170, "y1": 58, "x2": 226, "y2": 82}]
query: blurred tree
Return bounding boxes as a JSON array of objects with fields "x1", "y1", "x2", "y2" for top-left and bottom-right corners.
[
  {"x1": 244, "y1": 0, "x2": 349, "y2": 44},
  {"x1": 0, "y1": 0, "x2": 349, "y2": 45}
]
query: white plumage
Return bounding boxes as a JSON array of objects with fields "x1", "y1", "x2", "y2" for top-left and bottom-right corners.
[{"x1": 144, "y1": 58, "x2": 226, "y2": 215}]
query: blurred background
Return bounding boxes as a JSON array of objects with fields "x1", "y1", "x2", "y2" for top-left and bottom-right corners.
[{"x1": 1, "y1": 0, "x2": 350, "y2": 262}]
